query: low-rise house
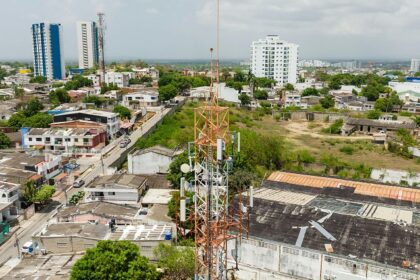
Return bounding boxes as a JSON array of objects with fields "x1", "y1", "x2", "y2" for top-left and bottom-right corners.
[
  {"x1": 105, "y1": 72, "x2": 129, "y2": 88},
  {"x1": 133, "y1": 67, "x2": 159, "y2": 79},
  {"x1": 68, "y1": 90, "x2": 87, "y2": 103},
  {"x1": 0, "y1": 181, "x2": 21, "y2": 222},
  {"x1": 23, "y1": 127, "x2": 107, "y2": 154},
  {"x1": 0, "y1": 152, "x2": 62, "y2": 184},
  {"x1": 53, "y1": 109, "x2": 120, "y2": 138},
  {"x1": 47, "y1": 103, "x2": 87, "y2": 115},
  {"x1": 283, "y1": 92, "x2": 305, "y2": 108},
  {"x1": 122, "y1": 90, "x2": 159, "y2": 107},
  {"x1": 301, "y1": 95, "x2": 322, "y2": 107},
  {"x1": 342, "y1": 118, "x2": 417, "y2": 136},
  {"x1": 141, "y1": 189, "x2": 174, "y2": 208},
  {"x1": 57, "y1": 201, "x2": 142, "y2": 225},
  {"x1": 84, "y1": 174, "x2": 147, "y2": 204},
  {"x1": 3, "y1": 74, "x2": 30, "y2": 86},
  {"x1": 0, "y1": 105, "x2": 15, "y2": 121},
  {"x1": 85, "y1": 74, "x2": 101, "y2": 87},
  {"x1": 33, "y1": 223, "x2": 172, "y2": 260},
  {"x1": 128, "y1": 145, "x2": 178, "y2": 175},
  {"x1": 346, "y1": 101, "x2": 374, "y2": 111}
]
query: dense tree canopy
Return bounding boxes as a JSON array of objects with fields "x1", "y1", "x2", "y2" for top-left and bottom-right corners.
[
  {"x1": 253, "y1": 89, "x2": 268, "y2": 100},
  {"x1": 159, "y1": 84, "x2": 178, "y2": 101},
  {"x1": 29, "y1": 76, "x2": 47, "y2": 84},
  {"x1": 301, "y1": 87, "x2": 319, "y2": 97},
  {"x1": 101, "y1": 83, "x2": 120, "y2": 94},
  {"x1": 320, "y1": 95, "x2": 335, "y2": 109},
  {"x1": 83, "y1": 95, "x2": 106, "y2": 107},
  {"x1": 24, "y1": 98, "x2": 44, "y2": 117},
  {"x1": 239, "y1": 93, "x2": 251, "y2": 106},
  {"x1": 113, "y1": 105, "x2": 131, "y2": 119},
  {"x1": 49, "y1": 88, "x2": 70, "y2": 106},
  {"x1": 0, "y1": 132, "x2": 11, "y2": 149},
  {"x1": 65, "y1": 75, "x2": 93, "y2": 90},
  {"x1": 32, "y1": 185, "x2": 55, "y2": 204},
  {"x1": 374, "y1": 92, "x2": 403, "y2": 112},
  {"x1": 154, "y1": 243, "x2": 195, "y2": 280},
  {"x1": 71, "y1": 241, "x2": 159, "y2": 280},
  {"x1": 367, "y1": 110, "x2": 382, "y2": 119}
]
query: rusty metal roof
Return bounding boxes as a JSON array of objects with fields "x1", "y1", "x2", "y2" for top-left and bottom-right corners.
[{"x1": 268, "y1": 172, "x2": 420, "y2": 203}]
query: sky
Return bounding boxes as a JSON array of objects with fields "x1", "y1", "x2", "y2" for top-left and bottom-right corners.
[{"x1": 1, "y1": 0, "x2": 420, "y2": 61}]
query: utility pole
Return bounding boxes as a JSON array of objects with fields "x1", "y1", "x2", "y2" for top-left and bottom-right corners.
[{"x1": 14, "y1": 233, "x2": 20, "y2": 259}]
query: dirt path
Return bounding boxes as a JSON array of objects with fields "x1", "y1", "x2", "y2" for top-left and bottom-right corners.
[{"x1": 282, "y1": 121, "x2": 372, "y2": 141}]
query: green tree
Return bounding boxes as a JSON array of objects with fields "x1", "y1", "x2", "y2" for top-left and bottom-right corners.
[
  {"x1": 0, "y1": 132, "x2": 11, "y2": 149},
  {"x1": 255, "y1": 77, "x2": 276, "y2": 88},
  {"x1": 284, "y1": 83, "x2": 294, "y2": 91},
  {"x1": 232, "y1": 82, "x2": 243, "y2": 93},
  {"x1": 320, "y1": 95, "x2": 335, "y2": 109},
  {"x1": 366, "y1": 110, "x2": 381, "y2": 119},
  {"x1": 233, "y1": 70, "x2": 246, "y2": 82},
  {"x1": 321, "y1": 119, "x2": 343, "y2": 134},
  {"x1": 167, "y1": 151, "x2": 193, "y2": 188},
  {"x1": 229, "y1": 169, "x2": 257, "y2": 193},
  {"x1": 71, "y1": 240, "x2": 159, "y2": 280},
  {"x1": 24, "y1": 98, "x2": 44, "y2": 117},
  {"x1": 29, "y1": 76, "x2": 47, "y2": 84},
  {"x1": 22, "y1": 113, "x2": 53, "y2": 128},
  {"x1": 49, "y1": 88, "x2": 70, "y2": 106},
  {"x1": 374, "y1": 92, "x2": 403, "y2": 112},
  {"x1": 32, "y1": 185, "x2": 55, "y2": 204},
  {"x1": 101, "y1": 83, "x2": 120, "y2": 94},
  {"x1": 8, "y1": 111, "x2": 26, "y2": 128},
  {"x1": 21, "y1": 180, "x2": 37, "y2": 203},
  {"x1": 253, "y1": 89, "x2": 268, "y2": 100},
  {"x1": 154, "y1": 243, "x2": 195, "y2": 280},
  {"x1": 301, "y1": 87, "x2": 319, "y2": 97},
  {"x1": 159, "y1": 84, "x2": 178, "y2": 101},
  {"x1": 14, "y1": 87, "x2": 24, "y2": 99},
  {"x1": 239, "y1": 93, "x2": 251, "y2": 106},
  {"x1": 83, "y1": 95, "x2": 106, "y2": 107},
  {"x1": 64, "y1": 75, "x2": 93, "y2": 90},
  {"x1": 319, "y1": 87, "x2": 330, "y2": 95},
  {"x1": 113, "y1": 105, "x2": 131, "y2": 119}
]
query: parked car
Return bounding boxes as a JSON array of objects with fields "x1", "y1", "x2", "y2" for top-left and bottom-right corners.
[
  {"x1": 21, "y1": 241, "x2": 34, "y2": 254},
  {"x1": 73, "y1": 179, "x2": 85, "y2": 188},
  {"x1": 120, "y1": 141, "x2": 128, "y2": 148}
]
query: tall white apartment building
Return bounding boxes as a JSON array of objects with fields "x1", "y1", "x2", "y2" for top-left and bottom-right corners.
[
  {"x1": 77, "y1": 21, "x2": 99, "y2": 69},
  {"x1": 410, "y1": 58, "x2": 420, "y2": 73},
  {"x1": 251, "y1": 35, "x2": 299, "y2": 85}
]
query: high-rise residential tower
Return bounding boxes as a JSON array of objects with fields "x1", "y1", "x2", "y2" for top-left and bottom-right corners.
[
  {"x1": 32, "y1": 23, "x2": 65, "y2": 80},
  {"x1": 77, "y1": 21, "x2": 99, "y2": 69},
  {"x1": 250, "y1": 35, "x2": 299, "y2": 85},
  {"x1": 410, "y1": 58, "x2": 420, "y2": 73}
]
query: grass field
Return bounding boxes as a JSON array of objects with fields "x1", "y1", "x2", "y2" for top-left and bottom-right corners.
[{"x1": 136, "y1": 101, "x2": 420, "y2": 178}]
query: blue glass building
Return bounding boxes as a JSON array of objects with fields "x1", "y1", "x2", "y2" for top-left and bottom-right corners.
[{"x1": 32, "y1": 23, "x2": 65, "y2": 80}]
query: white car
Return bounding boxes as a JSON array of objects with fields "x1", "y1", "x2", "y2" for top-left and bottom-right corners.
[{"x1": 21, "y1": 241, "x2": 34, "y2": 254}]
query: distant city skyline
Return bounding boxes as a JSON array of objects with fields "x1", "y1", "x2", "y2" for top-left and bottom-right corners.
[{"x1": 2, "y1": 1, "x2": 420, "y2": 61}]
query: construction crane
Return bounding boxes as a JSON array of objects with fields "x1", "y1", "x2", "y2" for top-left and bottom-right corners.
[
  {"x1": 179, "y1": 0, "x2": 252, "y2": 279},
  {"x1": 97, "y1": 12, "x2": 106, "y2": 85}
]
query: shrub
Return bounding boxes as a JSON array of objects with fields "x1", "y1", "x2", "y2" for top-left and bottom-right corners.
[{"x1": 340, "y1": 146, "x2": 355, "y2": 155}]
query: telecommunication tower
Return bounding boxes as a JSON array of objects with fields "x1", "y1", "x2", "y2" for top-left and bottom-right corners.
[
  {"x1": 97, "y1": 12, "x2": 106, "y2": 85},
  {"x1": 181, "y1": 0, "x2": 251, "y2": 279}
]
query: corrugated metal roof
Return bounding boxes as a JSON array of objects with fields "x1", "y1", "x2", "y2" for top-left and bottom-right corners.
[{"x1": 268, "y1": 172, "x2": 420, "y2": 203}]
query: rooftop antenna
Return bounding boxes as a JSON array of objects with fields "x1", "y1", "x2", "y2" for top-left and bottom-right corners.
[{"x1": 97, "y1": 12, "x2": 106, "y2": 85}]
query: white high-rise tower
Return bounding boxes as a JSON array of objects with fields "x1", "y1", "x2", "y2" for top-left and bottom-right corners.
[
  {"x1": 250, "y1": 35, "x2": 299, "y2": 85},
  {"x1": 77, "y1": 21, "x2": 99, "y2": 69}
]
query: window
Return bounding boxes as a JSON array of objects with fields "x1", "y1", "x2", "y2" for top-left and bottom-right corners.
[
  {"x1": 36, "y1": 138, "x2": 42, "y2": 142},
  {"x1": 74, "y1": 138, "x2": 78, "y2": 142},
  {"x1": 29, "y1": 137, "x2": 32, "y2": 141},
  {"x1": 108, "y1": 192, "x2": 116, "y2": 195}
]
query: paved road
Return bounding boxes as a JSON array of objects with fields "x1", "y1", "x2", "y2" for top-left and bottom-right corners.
[
  {"x1": 78, "y1": 107, "x2": 172, "y2": 185},
  {"x1": 0, "y1": 186, "x2": 78, "y2": 266},
  {"x1": 0, "y1": 103, "x2": 176, "y2": 269}
]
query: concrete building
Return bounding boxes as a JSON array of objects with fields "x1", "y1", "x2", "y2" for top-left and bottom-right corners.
[
  {"x1": 31, "y1": 23, "x2": 65, "y2": 80},
  {"x1": 283, "y1": 92, "x2": 305, "y2": 108},
  {"x1": 84, "y1": 174, "x2": 147, "y2": 204},
  {"x1": 0, "y1": 182, "x2": 20, "y2": 222},
  {"x1": 227, "y1": 171, "x2": 420, "y2": 280},
  {"x1": 85, "y1": 74, "x2": 101, "y2": 87},
  {"x1": 33, "y1": 223, "x2": 172, "y2": 260},
  {"x1": 122, "y1": 90, "x2": 159, "y2": 107},
  {"x1": 104, "y1": 72, "x2": 129, "y2": 88},
  {"x1": 251, "y1": 35, "x2": 299, "y2": 85},
  {"x1": 0, "y1": 152, "x2": 62, "y2": 184},
  {"x1": 23, "y1": 127, "x2": 106, "y2": 153},
  {"x1": 410, "y1": 58, "x2": 420, "y2": 72},
  {"x1": 128, "y1": 145, "x2": 178, "y2": 175},
  {"x1": 57, "y1": 201, "x2": 142, "y2": 225},
  {"x1": 76, "y1": 21, "x2": 99, "y2": 69},
  {"x1": 53, "y1": 109, "x2": 120, "y2": 138},
  {"x1": 389, "y1": 81, "x2": 420, "y2": 94},
  {"x1": 133, "y1": 67, "x2": 159, "y2": 79},
  {"x1": 342, "y1": 118, "x2": 416, "y2": 136}
]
